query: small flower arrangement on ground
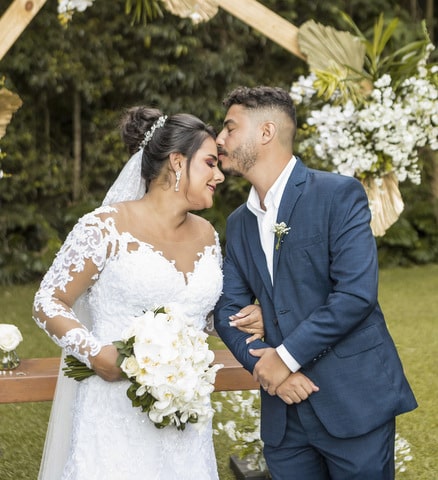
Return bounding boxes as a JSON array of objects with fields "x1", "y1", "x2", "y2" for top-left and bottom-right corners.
[{"x1": 64, "y1": 306, "x2": 222, "y2": 431}]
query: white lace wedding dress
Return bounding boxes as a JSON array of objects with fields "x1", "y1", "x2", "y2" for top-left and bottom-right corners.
[{"x1": 33, "y1": 206, "x2": 223, "y2": 480}]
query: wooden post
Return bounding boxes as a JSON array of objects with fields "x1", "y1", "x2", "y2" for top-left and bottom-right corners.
[
  {"x1": 0, "y1": 0, "x2": 47, "y2": 61},
  {"x1": 218, "y1": 0, "x2": 306, "y2": 60}
]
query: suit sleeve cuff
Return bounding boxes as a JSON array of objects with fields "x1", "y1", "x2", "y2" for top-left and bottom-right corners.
[{"x1": 276, "y1": 344, "x2": 301, "y2": 373}]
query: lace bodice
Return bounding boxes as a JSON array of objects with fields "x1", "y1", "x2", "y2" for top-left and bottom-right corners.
[{"x1": 33, "y1": 206, "x2": 223, "y2": 366}]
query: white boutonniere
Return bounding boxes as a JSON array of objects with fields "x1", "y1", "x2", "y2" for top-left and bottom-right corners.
[{"x1": 272, "y1": 222, "x2": 291, "y2": 250}]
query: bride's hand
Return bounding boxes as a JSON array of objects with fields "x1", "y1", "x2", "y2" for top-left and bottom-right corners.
[
  {"x1": 229, "y1": 304, "x2": 264, "y2": 343},
  {"x1": 90, "y1": 345, "x2": 123, "y2": 382}
]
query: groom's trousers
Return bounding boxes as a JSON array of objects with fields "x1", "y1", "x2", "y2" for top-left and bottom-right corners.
[{"x1": 263, "y1": 400, "x2": 395, "y2": 480}]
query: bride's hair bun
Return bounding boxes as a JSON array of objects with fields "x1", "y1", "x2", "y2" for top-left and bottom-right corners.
[{"x1": 119, "y1": 106, "x2": 163, "y2": 155}]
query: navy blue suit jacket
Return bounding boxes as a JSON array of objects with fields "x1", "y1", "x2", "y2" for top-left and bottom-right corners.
[{"x1": 214, "y1": 159, "x2": 417, "y2": 447}]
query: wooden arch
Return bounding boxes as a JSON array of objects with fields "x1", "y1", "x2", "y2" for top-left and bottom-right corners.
[{"x1": 0, "y1": 0, "x2": 306, "y2": 62}]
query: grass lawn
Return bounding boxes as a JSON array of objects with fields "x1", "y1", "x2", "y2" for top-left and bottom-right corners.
[{"x1": 0, "y1": 264, "x2": 437, "y2": 479}]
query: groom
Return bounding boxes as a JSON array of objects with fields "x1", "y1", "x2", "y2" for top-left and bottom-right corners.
[{"x1": 214, "y1": 85, "x2": 417, "y2": 479}]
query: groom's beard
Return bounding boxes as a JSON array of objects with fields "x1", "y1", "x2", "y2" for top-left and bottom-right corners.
[
  {"x1": 220, "y1": 142, "x2": 257, "y2": 177},
  {"x1": 221, "y1": 165, "x2": 243, "y2": 177}
]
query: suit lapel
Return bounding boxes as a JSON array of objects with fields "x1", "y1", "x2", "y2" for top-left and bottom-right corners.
[
  {"x1": 273, "y1": 159, "x2": 307, "y2": 279},
  {"x1": 243, "y1": 209, "x2": 273, "y2": 299}
]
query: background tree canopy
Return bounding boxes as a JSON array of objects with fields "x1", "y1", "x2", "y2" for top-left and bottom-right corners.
[{"x1": 0, "y1": 0, "x2": 436, "y2": 283}]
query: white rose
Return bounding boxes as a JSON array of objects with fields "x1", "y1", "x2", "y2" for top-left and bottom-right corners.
[
  {"x1": 0, "y1": 324, "x2": 23, "y2": 352},
  {"x1": 120, "y1": 355, "x2": 140, "y2": 378}
]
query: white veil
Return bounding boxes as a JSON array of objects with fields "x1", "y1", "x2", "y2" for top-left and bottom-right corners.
[{"x1": 38, "y1": 150, "x2": 145, "y2": 479}]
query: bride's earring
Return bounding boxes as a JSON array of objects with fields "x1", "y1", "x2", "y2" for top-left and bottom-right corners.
[{"x1": 175, "y1": 170, "x2": 182, "y2": 192}]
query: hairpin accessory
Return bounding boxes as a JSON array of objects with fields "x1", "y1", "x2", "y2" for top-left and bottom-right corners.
[
  {"x1": 175, "y1": 170, "x2": 182, "y2": 192},
  {"x1": 139, "y1": 115, "x2": 168, "y2": 150}
]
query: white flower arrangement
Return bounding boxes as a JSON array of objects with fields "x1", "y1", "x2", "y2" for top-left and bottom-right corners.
[
  {"x1": 290, "y1": 14, "x2": 437, "y2": 237},
  {"x1": 64, "y1": 306, "x2": 222, "y2": 431},
  {"x1": 57, "y1": 0, "x2": 94, "y2": 24},
  {"x1": 57, "y1": 0, "x2": 218, "y2": 25},
  {"x1": 0, "y1": 324, "x2": 23, "y2": 352},
  {"x1": 291, "y1": 57, "x2": 438, "y2": 186}
]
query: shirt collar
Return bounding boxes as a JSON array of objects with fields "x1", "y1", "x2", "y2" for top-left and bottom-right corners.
[{"x1": 247, "y1": 156, "x2": 296, "y2": 215}]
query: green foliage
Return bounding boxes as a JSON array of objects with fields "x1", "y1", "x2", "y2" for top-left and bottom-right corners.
[
  {"x1": 125, "y1": 0, "x2": 163, "y2": 24},
  {"x1": 0, "y1": 0, "x2": 436, "y2": 283},
  {"x1": 340, "y1": 13, "x2": 433, "y2": 87},
  {"x1": 310, "y1": 12, "x2": 434, "y2": 106},
  {"x1": 0, "y1": 203, "x2": 62, "y2": 284}
]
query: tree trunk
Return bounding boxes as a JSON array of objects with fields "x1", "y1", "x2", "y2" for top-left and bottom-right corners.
[
  {"x1": 42, "y1": 91, "x2": 50, "y2": 156},
  {"x1": 72, "y1": 88, "x2": 82, "y2": 202}
]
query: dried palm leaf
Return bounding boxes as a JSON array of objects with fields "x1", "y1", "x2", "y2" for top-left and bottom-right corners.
[
  {"x1": 0, "y1": 87, "x2": 22, "y2": 140},
  {"x1": 299, "y1": 19, "x2": 365, "y2": 73},
  {"x1": 361, "y1": 173, "x2": 404, "y2": 237},
  {"x1": 298, "y1": 20, "x2": 371, "y2": 104},
  {"x1": 161, "y1": 0, "x2": 218, "y2": 24}
]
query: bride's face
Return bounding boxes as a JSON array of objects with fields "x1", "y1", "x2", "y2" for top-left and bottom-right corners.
[{"x1": 185, "y1": 137, "x2": 224, "y2": 210}]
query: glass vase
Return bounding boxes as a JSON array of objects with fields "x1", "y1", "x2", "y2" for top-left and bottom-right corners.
[{"x1": 0, "y1": 348, "x2": 21, "y2": 370}]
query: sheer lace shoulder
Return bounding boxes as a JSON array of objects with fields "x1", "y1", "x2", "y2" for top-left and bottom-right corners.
[{"x1": 32, "y1": 206, "x2": 121, "y2": 367}]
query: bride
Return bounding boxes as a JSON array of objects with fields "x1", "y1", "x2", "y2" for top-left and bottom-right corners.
[{"x1": 32, "y1": 106, "x2": 264, "y2": 479}]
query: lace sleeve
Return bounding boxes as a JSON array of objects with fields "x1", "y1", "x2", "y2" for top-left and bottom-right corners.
[{"x1": 32, "y1": 208, "x2": 117, "y2": 368}]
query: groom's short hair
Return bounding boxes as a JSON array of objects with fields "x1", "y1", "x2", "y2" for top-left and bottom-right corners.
[
  {"x1": 223, "y1": 86, "x2": 296, "y2": 126},
  {"x1": 223, "y1": 86, "x2": 297, "y2": 145}
]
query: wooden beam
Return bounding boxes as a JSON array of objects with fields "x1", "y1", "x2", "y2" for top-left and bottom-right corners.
[
  {"x1": 0, "y1": 357, "x2": 60, "y2": 403},
  {"x1": 218, "y1": 0, "x2": 306, "y2": 60},
  {"x1": 0, "y1": 0, "x2": 47, "y2": 61},
  {"x1": 213, "y1": 349, "x2": 259, "y2": 391},
  {"x1": 0, "y1": 350, "x2": 259, "y2": 404}
]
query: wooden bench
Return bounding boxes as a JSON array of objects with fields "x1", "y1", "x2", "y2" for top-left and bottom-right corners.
[{"x1": 0, "y1": 350, "x2": 259, "y2": 404}]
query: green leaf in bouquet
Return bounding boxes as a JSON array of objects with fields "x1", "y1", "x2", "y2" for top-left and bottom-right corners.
[
  {"x1": 188, "y1": 414, "x2": 198, "y2": 424},
  {"x1": 113, "y1": 338, "x2": 134, "y2": 360}
]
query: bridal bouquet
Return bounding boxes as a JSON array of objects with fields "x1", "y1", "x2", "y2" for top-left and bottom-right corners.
[{"x1": 63, "y1": 306, "x2": 222, "y2": 431}]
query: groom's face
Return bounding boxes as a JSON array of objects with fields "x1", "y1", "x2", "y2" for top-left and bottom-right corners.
[{"x1": 217, "y1": 105, "x2": 258, "y2": 177}]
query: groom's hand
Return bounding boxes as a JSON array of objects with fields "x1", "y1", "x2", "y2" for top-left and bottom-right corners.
[
  {"x1": 249, "y1": 347, "x2": 290, "y2": 395},
  {"x1": 276, "y1": 372, "x2": 319, "y2": 404}
]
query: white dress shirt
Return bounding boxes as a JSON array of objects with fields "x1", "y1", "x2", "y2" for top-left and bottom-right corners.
[{"x1": 246, "y1": 156, "x2": 301, "y2": 373}]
